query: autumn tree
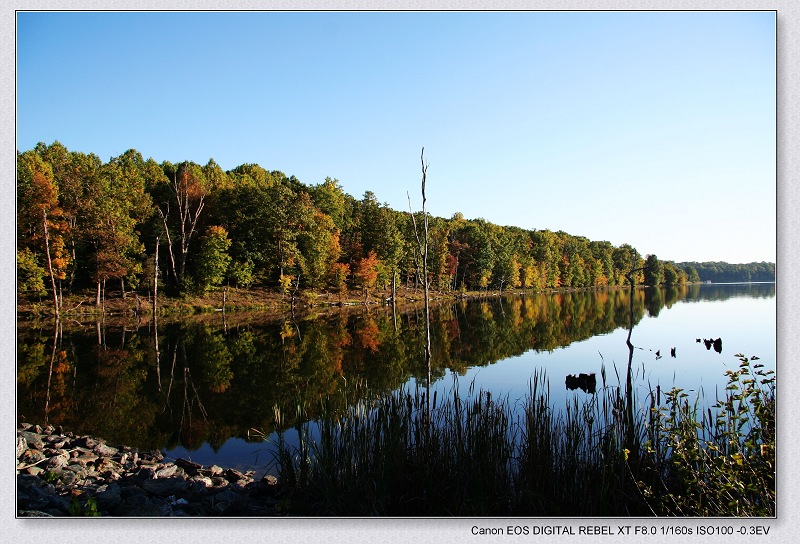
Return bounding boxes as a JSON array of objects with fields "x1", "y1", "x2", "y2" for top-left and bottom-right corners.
[
  {"x1": 35, "y1": 141, "x2": 103, "y2": 293},
  {"x1": 356, "y1": 251, "x2": 380, "y2": 303},
  {"x1": 17, "y1": 150, "x2": 70, "y2": 317}
]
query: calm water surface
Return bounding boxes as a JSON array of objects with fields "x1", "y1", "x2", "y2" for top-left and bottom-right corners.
[{"x1": 17, "y1": 283, "x2": 776, "y2": 476}]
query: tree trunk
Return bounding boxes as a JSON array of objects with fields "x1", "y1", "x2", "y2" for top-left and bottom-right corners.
[
  {"x1": 391, "y1": 269, "x2": 397, "y2": 306},
  {"x1": 408, "y1": 148, "x2": 432, "y2": 396},
  {"x1": 153, "y1": 236, "x2": 160, "y2": 315},
  {"x1": 41, "y1": 210, "x2": 60, "y2": 320},
  {"x1": 158, "y1": 209, "x2": 178, "y2": 285}
]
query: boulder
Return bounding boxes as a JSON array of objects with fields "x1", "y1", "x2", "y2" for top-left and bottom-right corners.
[{"x1": 141, "y1": 477, "x2": 190, "y2": 497}]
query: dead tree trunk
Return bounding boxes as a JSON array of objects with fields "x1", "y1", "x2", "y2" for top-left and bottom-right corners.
[
  {"x1": 153, "y1": 236, "x2": 160, "y2": 315},
  {"x1": 41, "y1": 209, "x2": 60, "y2": 320},
  {"x1": 409, "y1": 147, "x2": 432, "y2": 397}
]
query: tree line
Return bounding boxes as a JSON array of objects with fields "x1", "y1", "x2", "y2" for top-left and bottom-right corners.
[{"x1": 17, "y1": 141, "x2": 774, "y2": 310}]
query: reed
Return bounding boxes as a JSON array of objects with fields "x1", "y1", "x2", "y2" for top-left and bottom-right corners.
[{"x1": 267, "y1": 355, "x2": 775, "y2": 517}]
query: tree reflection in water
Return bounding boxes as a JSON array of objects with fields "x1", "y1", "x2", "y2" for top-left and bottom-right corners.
[{"x1": 17, "y1": 283, "x2": 774, "y2": 457}]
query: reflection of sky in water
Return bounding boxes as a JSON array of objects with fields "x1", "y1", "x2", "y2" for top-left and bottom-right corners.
[
  {"x1": 428, "y1": 290, "x2": 775, "y2": 418},
  {"x1": 167, "y1": 284, "x2": 776, "y2": 474}
]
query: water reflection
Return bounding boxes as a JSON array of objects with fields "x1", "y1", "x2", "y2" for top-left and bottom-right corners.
[
  {"x1": 17, "y1": 283, "x2": 775, "y2": 461},
  {"x1": 565, "y1": 373, "x2": 597, "y2": 394}
]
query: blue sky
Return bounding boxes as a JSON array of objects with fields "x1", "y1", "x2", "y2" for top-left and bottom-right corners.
[{"x1": 16, "y1": 11, "x2": 776, "y2": 263}]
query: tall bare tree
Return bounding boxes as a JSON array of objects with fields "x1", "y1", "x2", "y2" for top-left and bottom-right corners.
[{"x1": 408, "y1": 147, "x2": 432, "y2": 387}]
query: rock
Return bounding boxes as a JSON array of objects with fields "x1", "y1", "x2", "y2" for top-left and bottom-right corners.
[
  {"x1": 59, "y1": 470, "x2": 79, "y2": 486},
  {"x1": 203, "y1": 488, "x2": 244, "y2": 515},
  {"x1": 76, "y1": 436, "x2": 98, "y2": 449},
  {"x1": 64, "y1": 464, "x2": 89, "y2": 480},
  {"x1": 175, "y1": 458, "x2": 202, "y2": 475},
  {"x1": 94, "y1": 443, "x2": 119, "y2": 457},
  {"x1": 19, "y1": 431, "x2": 44, "y2": 450},
  {"x1": 95, "y1": 483, "x2": 122, "y2": 509},
  {"x1": 141, "y1": 477, "x2": 190, "y2": 497},
  {"x1": 73, "y1": 452, "x2": 99, "y2": 466},
  {"x1": 112, "y1": 494, "x2": 161, "y2": 516},
  {"x1": 119, "y1": 484, "x2": 146, "y2": 500},
  {"x1": 136, "y1": 466, "x2": 156, "y2": 480},
  {"x1": 15, "y1": 424, "x2": 283, "y2": 517},
  {"x1": 224, "y1": 468, "x2": 246, "y2": 482},
  {"x1": 211, "y1": 477, "x2": 229, "y2": 488},
  {"x1": 19, "y1": 449, "x2": 46, "y2": 466},
  {"x1": 16, "y1": 436, "x2": 27, "y2": 458},
  {"x1": 155, "y1": 464, "x2": 179, "y2": 479},
  {"x1": 45, "y1": 455, "x2": 68, "y2": 471},
  {"x1": 188, "y1": 479, "x2": 211, "y2": 495},
  {"x1": 17, "y1": 474, "x2": 69, "y2": 515}
]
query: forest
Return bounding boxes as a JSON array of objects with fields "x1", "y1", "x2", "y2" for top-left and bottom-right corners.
[{"x1": 17, "y1": 141, "x2": 776, "y2": 311}]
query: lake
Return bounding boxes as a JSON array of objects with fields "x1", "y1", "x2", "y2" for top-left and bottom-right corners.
[{"x1": 17, "y1": 282, "x2": 776, "y2": 478}]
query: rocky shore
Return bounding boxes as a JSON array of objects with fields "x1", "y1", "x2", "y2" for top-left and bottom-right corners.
[{"x1": 16, "y1": 423, "x2": 281, "y2": 517}]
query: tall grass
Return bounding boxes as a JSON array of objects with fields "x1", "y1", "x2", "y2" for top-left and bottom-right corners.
[{"x1": 267, "y1": 355, "x2": 775, "y2": 517}]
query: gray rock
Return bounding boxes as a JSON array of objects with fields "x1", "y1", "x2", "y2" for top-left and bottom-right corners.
[
  {"x1": 155, "y1": 464, "x2": 179, "y2": 478},
  {"x1": 45, "y1": 455, "x2": 68, "y2": 471},
  {"x1": 16, "y1": 436, "x2": 27, "y2": 458},
  {"x1": 188, "y1": 479, "x2": 210, "y2": 495},
  {"x1": 73, "y1": 452, "x2": 99, "y2": 466},
  {"x1": 224, "y1": 468, "x2": 246, "y2": 482},
  {"x1": 76, "y1": 436, "x2": 98, "y2": 449},
  {"x1": 96, "y1": 457, "x2": 123, "y2": 474},
  {"x1": 59, "y1": 470, "x2": 79, "y2": 486},
  {"x1": 64, "y1": 464, "x2": 89, "y2": 479},
  {"x1": 120, "y1": 484, "x2": 146, "y2": 500},
  {"x1": 211, "y1": 477, "x2": 229, "y2": 488},
  {"x1": 19, "y1": 431, "x2": 44, "y2": 450},
  {"x1": 94, "y1": 443, "x2": 119, "y2": 457},
  {"x1": 175, "y1": 458, "x2": 202, "y2": 475},
  {"x1": 20, "y1": 449, "x2": 46, "y2": 466},
  {"x1": 204, "y1": 488, "x2": 244, "y2": 515},
  {"x1": 136, "y1": 466, "x2": 156, "y2": 480},
  {"x1": 95, "y1": 483, "x2": 122, "y2": 509},
  {"x1": 141, "y1": 477, "x2": 190, "y2": 497},
  {"x1": 113, "y1": 494, "x2": 160, "y2": 516}
]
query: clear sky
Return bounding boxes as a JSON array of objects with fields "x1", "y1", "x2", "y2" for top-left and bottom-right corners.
[{"x1": 16, "y1": 11, "x2": 776, "y2": 264}]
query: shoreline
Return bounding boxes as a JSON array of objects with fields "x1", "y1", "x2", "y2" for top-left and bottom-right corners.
[
  {"x1": 16, "y1": 422, "x2": 282, "y2": 517},
  {"x1": 17, "y1": 283, "x2": 655, "y2": 324}
]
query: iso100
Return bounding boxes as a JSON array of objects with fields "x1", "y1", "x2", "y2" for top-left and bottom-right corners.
[{"x1": 697, "y1": 526, "x2": 734, "y2": 536}]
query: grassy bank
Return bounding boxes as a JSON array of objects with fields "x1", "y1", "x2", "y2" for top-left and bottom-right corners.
[{"x1": 266, "y1": 355, "x2": 775, "y2": 516}]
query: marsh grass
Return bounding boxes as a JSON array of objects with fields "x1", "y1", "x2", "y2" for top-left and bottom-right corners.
[{"x1": 267, "y1": 355, "x2": 774, "y2": 517}]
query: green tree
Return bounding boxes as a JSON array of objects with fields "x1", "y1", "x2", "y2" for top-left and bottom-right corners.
[
  {"x1": 17, "y1": 248, "x2": 47, "y2": 298},
  {"x1": 192, "y1": 225, "x2": 232, "y2": 294},
  {"x1": 644, "y1": 254, "x2": 663, "y2": 286}
]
